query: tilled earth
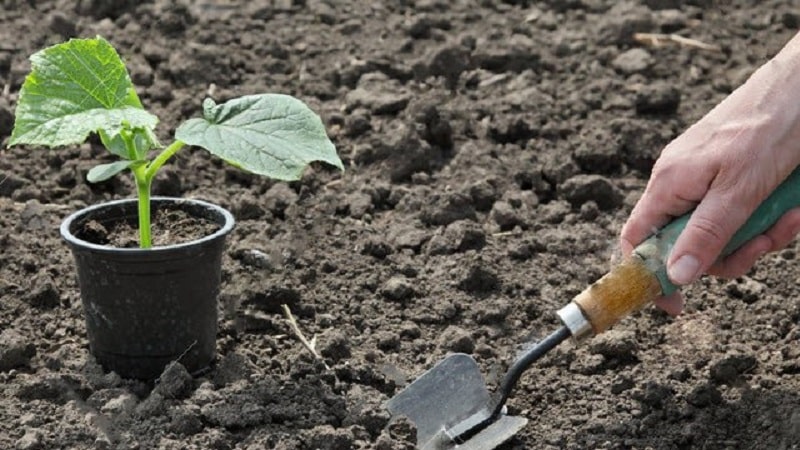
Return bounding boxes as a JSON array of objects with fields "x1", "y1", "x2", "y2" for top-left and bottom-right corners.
[{"x1": 1, "y1": 1, "x2": 800, "y2": 449}]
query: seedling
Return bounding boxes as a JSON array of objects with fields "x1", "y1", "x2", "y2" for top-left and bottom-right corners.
[{"x1": 8, "y1": 36, "x2": 343, "y2": 248}]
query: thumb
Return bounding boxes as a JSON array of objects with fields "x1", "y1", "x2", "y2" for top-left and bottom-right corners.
[{"x1": 667, "y1": 191, "x2": 756, "y2": 285}]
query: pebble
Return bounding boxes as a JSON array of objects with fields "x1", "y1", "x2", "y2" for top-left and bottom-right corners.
[
  {"x1": 319, "y1": 330, "x2": 352, "y2": 361},
  {"x1": 491, "y1": 200, "x2": 524, "y2": 231},
  {"x1": 469, "y1": 179, "x2": 499, "y2": 212},
  {"x1": 686, "y1": 382, "x2": 722, "y2": 407},
  {"x1": 635, "y1": 82, "x2": 681, "y2": 115},
  {"x1": 154, "y1": 362, "x2": 193, "y2": 399},
  {"x1": 426, "y1": 220, "x2": 486, "y2": 255},
  {"x1": 15, "y1": 428, "x2": 43, "y2": 450},
  {"x1": 473, "y1": 299, "x2": 511, "y2": 325},
  {"x1": 307, "y1": 425, "x2": 355, "y2": 450},
  {"x1": 457, "y1": 264, "x2": 501, "y2": 294},
  {"x1": 709, "y1": 354, "x2": 756, "y2": 385},
  {"x1": 437, "y1": 326, "x2": 475, "y2": 354},
  {"x1": 611, "y1": 48, "x2": 653, "y2": 75},
  {"x1": 589, "y1": 330, "x2": 638, "y2": 361},
  {"x1": 101, "y1": 393, "x2": 137, "y2": 415},
  {"x1": 559, "y1": 174, "x2": 623, "y2": 210},
  {"x1": 420, "y1": 193, "x2": 477, "y2": 226},
  {"x1": 596, "y1": 2, "x2": 654, "y2": 45},
  {"x1": 213, "y1": 352, "x2": 256, "y2": 387},
  {"x1": 380, "y1": 277, "x2": 416, "y2": 302},
  {"x1": 0, "y1": 329, "x2": 36, "y2": 371}
]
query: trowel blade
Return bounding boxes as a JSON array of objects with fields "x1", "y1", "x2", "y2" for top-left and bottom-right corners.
[{"x1": 385, "y1": 353, "x2": 527, "y2": 450}]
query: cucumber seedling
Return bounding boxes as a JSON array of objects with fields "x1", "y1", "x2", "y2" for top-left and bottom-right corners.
[{"x1": 8, "y1": 36, "x2": 343, "y2": 248}]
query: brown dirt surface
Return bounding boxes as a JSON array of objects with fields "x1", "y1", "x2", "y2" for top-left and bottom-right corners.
[{"x1": 2, "y1": 1, "x2": 800, "y2": 449}]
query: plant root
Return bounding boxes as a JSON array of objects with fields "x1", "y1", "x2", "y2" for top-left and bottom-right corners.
[
  {"x1": 633, "y1": 32, "x2": 722, "y2": 52},
  {"x1": 281, "y1": 304, "x2": 330, "y2": 370}
]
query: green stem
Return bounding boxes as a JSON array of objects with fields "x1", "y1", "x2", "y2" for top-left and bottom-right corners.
[
  {"x1": 145, "y1": 140, "x2": 186, "y2": 182},
  {"x1": 132, "y1": 165, "x2": 152, "y2": 248}
]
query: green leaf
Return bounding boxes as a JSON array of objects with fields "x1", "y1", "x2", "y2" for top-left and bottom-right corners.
[
  {"x1": 175, "y1": 94, "x2": 343, "y2": 181},
  {"x1": 87, "y1": 160, "x2": 144, "y2": 183},
  {"x1": 9, "y1": 36, "x2": 158, "y2": 148}
]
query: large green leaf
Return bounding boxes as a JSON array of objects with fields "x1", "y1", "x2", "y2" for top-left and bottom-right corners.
[
  {"x1": 175, "y1": 94, "x2": 343, "y2": 181},
  {"x1": 9, "y1": 36, "x2": 157, "y2": 147}
]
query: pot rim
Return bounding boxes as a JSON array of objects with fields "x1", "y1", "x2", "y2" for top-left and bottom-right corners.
[{"x1": 60, "y1": 196, "x2": 235, "y2": 254}]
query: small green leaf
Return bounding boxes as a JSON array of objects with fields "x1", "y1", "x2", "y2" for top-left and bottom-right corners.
[
  {"x1": 175, "y1": 94, "x2": 343, "y2": 181},
  {"x1": 9, "y1": 36, "x2": 157, "y2": 148},
  {"x1": 87, "y1": 160, "x2": 144, "y2": 183}
]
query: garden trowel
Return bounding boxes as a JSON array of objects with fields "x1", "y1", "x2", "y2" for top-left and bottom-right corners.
[{"x1": 386, "y1": 167, "x2": 800, "y2": 450}]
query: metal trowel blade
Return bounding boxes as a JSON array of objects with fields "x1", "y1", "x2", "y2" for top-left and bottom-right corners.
[{"x1": 385, "y1": 353, "x2": 528, "y2": 450}]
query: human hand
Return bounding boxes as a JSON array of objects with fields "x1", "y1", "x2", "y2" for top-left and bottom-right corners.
[{"x1": 620, "y1": 32, "x2": 800, "y2": 315}]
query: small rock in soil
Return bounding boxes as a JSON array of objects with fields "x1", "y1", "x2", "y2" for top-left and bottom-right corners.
[
  {"x1": 154, "y1": 362, "x2": 193, "y2": 399},
  {"x1": 344, "y1": 111, "x2": 372, "y2": 138},
  {"x1": 24, "y1": 275, "x2": 60, "y2": 308},
  {"x1": 469, "y1": 179, "x2": 499, "y2": 212},
  {"x1": 361, "y1": 237, "x2": 393, "y2": 259},
  {"x1": 573, "y1": 128, "x2": 622, "y2": 175},
  {"x1": 380, "y1": 276, "x2": 416, "y2": 302},
  {"x1": 319, "y1": 330, "x2": 352, "y2": 362},
  {"x1": 420, "y1": 193, "x2": 476, "y2": 226},
  {"x1": 410, "y1": 100, "x2": 454, "y2": 149},
  {"x1": 637, "y1": 381, "x2": 673, "y2": 409},
  {"x1": 264, "y1": 183, "x2": 298, "y2": 218},
  {"x1": 491, "y1": 200, "x2": 525, "y2": 231},
  {"x1": 541, "y1": 152, "x2": 579, "y2": 186},
  {"x1": 167, "y1": 405, "x2": 204, "y2": 436},
  {"x1": 611, "y1": 48, "x2": 653, "y2": 75},
  {"x1": 580, "y1": 201, "x2": 600, "y2": 221},
  {"x1": 415, "y1": 44, "x2": 471, "y2": 89},
  {"x1": 589, "y1": 330, "x2": 638, "y2": 361},
  {"x1": 48, "y1": 11, "x2": 76, "y2": 37},
  {"x1": 472, "y1": 35, "x2": 540, "y2": 73},
  {"x1": 559, "y1": 174, "x2": 623, "y2": 210},
  {"x1": 376, "y1": 331, "x2": 401, "y2": 352},
  {"x1": 426, "y1": 220, "x2": 486, "y2": 255},
  {"x1": 457, "y1": 264, "x2": 501, "y2": 294},
  {"x1": 345, "y1": 73, "x2": 410, "y2": 115},
  {"x1": 342, "y1": 385, "x2": 391, "y2": 438},
  {"x1": 213, "y1": 352, "x2": 256, "y2": 387},
  {"x1": 437, "y1": 326, "x2": 475, "y2": 354},
  {"x1": 596, "y1": 1, "x2": 654, "y2": 45},
  {"x1": 686, "y1": 382, "x2": 723, "y2": 407},
  {"x1": 100, "y1": 393, "x2": 137, "y2": 416},
  {"x1": 569, "y1": 353, "x2": 605, "y2": 375},
  {"x1": 242, "y1": 286, "x2": 301, "y2": 314},
  {"x1": 389, "y1": 225, "x2": 431, "y2": 252},
  {"x1": 346, "y1": 191, "x2": 373, "y2": 218},
  {"x1": 635, "y1": 82, "x2": 681, "y2": 115},
  {"x1": 306, "y1": 425, "x2": 355, "y2": 450},
  {"x1": 611, "y1": 375, "x2": 635, "y2": 394},
  {"x1": 15, "y1": 428, "x2": 44, "y2": 450},
  {"x1": 709, "y1": 354, "x2": 757, "y2": 385},
  {"x1": 473, "y1": 299, "x2": 511, "y2": 325},
  {"x1": 0, "y1": 329, "x2": 36, "y2": 371},
  {"x1": 232, "y1": 248, "x2": 274, "y2": 270}
]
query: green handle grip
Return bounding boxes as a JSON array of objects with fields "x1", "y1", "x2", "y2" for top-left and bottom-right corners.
[{"x1": 634, "y1": 166, "x2": 800, "y2": 296}]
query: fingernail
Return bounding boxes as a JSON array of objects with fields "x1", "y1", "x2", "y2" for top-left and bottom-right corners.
[{"x1": 668, "y1": 254, "x2": 701, "y2": 285}]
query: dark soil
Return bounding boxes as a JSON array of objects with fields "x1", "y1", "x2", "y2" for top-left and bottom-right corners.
[
  {"x1": 2, "y1": 1, "x2": 800, "y2": 449},
  {"x1": 77, "y1": 208, "x2": 221, "y2": 247}
]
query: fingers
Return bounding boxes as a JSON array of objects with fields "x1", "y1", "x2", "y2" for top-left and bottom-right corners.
[
  {"x1": 666, "y1": 188, "x2": 756, "y2": 285},
  {"x1": 653, "y1": 291, "x2": 684, "y2": 316},
  {"x1": 707, "y1": 207, "x2": 800, "y2": 278}
]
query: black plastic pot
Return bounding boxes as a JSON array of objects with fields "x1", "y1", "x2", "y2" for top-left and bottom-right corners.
[{"x1": 60, "y1": 197, "x2": 235, "y2": 379}]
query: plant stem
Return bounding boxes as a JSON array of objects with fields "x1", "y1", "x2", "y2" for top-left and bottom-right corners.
[
  {"x1": 132, "y1": 165, "x2": 152, "y2": 248},
  {"x1": 145, "y1": 140, "x2": 186, "y2": 182}
]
